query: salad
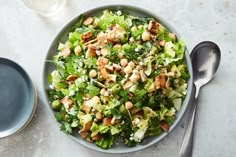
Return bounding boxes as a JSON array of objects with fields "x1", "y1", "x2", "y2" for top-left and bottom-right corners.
[{"x1": 47, "y1": 9, "x2": 190, "y2": 149}]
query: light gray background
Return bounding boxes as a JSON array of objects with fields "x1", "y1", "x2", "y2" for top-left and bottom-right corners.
[{"x1": 0, "y1": 0, "x2": 235, "y2": 157}]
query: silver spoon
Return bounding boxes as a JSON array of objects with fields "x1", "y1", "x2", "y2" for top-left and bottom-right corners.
[{"x1": 179, "y1": 41, "x2": 221, "y2": 157}]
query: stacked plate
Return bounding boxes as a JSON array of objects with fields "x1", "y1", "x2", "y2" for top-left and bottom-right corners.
[{"x1": 0, "y1": 58, "x2": 37, "y2": 138}]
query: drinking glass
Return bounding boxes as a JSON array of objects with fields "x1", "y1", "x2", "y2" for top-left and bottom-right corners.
[{"x1": 22, "y1": 0, "x2": 67, "y2": 17}]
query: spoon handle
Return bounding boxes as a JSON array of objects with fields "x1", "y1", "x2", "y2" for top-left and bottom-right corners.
[{"x1": 179, "y1": 85, "x2": 199, "y2": 157}]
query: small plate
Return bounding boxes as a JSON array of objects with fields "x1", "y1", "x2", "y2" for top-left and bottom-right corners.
[{"x1": 0, "y1": 58, "x2": 37, "y2": 138}]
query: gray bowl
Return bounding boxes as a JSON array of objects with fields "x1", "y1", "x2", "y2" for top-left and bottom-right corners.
[
  {"x1": 43, "y1": 5, "x2": 193, "y2": 154},
  {"x1": 0, "y1": 58, "x2": 37, "y2": 138}
]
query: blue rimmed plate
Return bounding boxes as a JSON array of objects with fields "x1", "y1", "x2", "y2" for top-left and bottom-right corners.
[{"x1": 0, "y1": 58, "x2": 37, "y2": 138}]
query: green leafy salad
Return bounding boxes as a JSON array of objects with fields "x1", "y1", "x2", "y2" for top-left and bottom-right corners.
[{"x1": 47, "y1": 9, "x2": 190, "y2": 149}]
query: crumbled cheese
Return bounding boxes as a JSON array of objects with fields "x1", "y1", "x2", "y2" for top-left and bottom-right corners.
[
  {"x1": 117, "y1": 10, "x2": 122, "y2": 16},
  {"x1": 69, "y1": 90, "x2": 75, "y2": 96},
  {"x1": 132, "y1": 118, "x2": 141, "y2": 126},
  {"x1": 133, "y1": 128, "x2": 147, "y2": 142}
]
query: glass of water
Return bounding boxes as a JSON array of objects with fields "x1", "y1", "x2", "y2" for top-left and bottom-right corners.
[{"x1": 22, "y1": 0, "x2": 67, "y2": 17}]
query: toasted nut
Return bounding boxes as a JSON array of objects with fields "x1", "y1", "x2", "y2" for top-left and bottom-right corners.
[
  {"x1": 159, "y1": 40, "x2": 166, "y2": 46},
  {"x1": 111, "y1": 116, "x2": 120, "y2": 125},
  {"x1": 120, "y1": 58, "x2": 128, "y2": 67},
  {"x1": 94, "y1": 81, "x2": 106, "y2": 88},
  {"x1": 142, "y1": 30, "x2": 151, "y2": 41},
  {"x1": 74, "y1": 45, "x2": 82, "y2": 55},
  {"x1": 96, "y1": 112, "x2": 103, "y2": 120},
  {"x1": 124, "y1": 66, "x2": 132, "y2": 74},
  {"x1": 89, "y1": 69, "x2": 97, "y2": 78},
  {"x1": 111, "y1": 116, "x2": 116, "y2": 124},
  {"x1": 122, "y1": 81, "x2": 133, "y2": 90},
  {"x1": 166, "y1": 77, "x2": 170, "y2": 90},
  {"x1": 140, "y1": 70, "x2": 147, "y2": 82},
  {"x1": 168, "y1": 33, "x2": 176, "y2": 41},
  {"x1": 148, "y1": 20, "x2": 160, "y2": 34},
  {"x1": 83, "y1": 17, "x2": 94, "y2": 26},
  {"x1": 125, "y1": 101, "x2": 134, "y2": 110},
  {"x1": 66, "y1": 74, "x2": 78, "y2": 82},
  {"x1": 84, "y1": 38, "x2": 98, "y2": 46},
  {"x1": 61, "y1": 45, "x2": 71, "y2": 58}
]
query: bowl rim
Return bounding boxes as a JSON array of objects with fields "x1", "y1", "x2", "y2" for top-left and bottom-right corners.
[
  {"x1": 0, "y1": 57, "x2": 37, "y2": 139},
  {"x1": 42, "y1": 4, "x2": 193, "y2": 154}
]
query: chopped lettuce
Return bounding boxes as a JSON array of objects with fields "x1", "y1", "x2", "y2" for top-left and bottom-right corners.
[
  {"x1": 96, "y1": 10, "x2": 129, "y2": 30},
  {"x1": 96, "y1": 134, "x2": 113, "y2": 149},
  {"x1": 47, "y1": 9, "x2": 190, "y2": 150}
]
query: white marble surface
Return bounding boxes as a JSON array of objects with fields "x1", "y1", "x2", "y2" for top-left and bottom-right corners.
[{"x1": 0, "y1": 0, "x2": 236, "y2": 157}]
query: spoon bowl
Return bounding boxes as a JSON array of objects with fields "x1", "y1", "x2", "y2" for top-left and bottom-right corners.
[{"x1": 191, "y1": 41, "x2": 221, "y2": 86}]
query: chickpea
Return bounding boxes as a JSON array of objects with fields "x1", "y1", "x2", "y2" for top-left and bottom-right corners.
[
  {"x1": 131, "y1": 26, "x2": 137, "y2": 32},
  {"x1": 138, "y1": 25, "x2": 143, "y2": 29},
  {"x1": 120, "y1": 58, "x2": 128, "y2": 67},
  {"x1": 74, "y1": 45, "x2": 82, "y2": 55},
  {"x1": 131, "y1": 75, "x2": 139, "y2": 83},
  {"x1": 96, "y1": 112, "x2": 103, "y2": 120},
  {"x1": 93, "y1": 96, "x2": 100, "y2": 103},
  {"x1": 118, "y1": 52, "x2": 124, "y2": 59},
  {"x1": 142, "y1": 31, "x2": 151, "y2": 41},
  {"x1": 128, "y1": 61, "x2": 135, "y2": 69},
  {"x1": 125, "y1": 101, "x2": 134, "y2": 110},
  {"x1": 101, "y1": 48, "x2": 108, "y2": 56},
  {"x1": 124, "y1": 65, "x2": 132, "y2": 74},
  {"x1": 136, "y1": 65, "x2": 142, "y2": 70},
  {"x1": 89, "y1": 69, "x2": 97, "y2": 78},
  {"x1": 100, "y1": 88, "x2": 106, "y2": 95}
]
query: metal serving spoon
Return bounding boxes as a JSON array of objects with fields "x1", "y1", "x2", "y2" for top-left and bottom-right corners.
[{"x1": 179, "y1": 41, "x2": 221, "y2": 157}]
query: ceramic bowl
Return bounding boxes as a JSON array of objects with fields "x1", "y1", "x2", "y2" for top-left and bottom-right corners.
[{"x1": 43, "y1": 5, "x2": 193, "y2": 154}]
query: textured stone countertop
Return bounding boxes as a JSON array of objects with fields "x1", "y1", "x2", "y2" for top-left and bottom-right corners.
[{"x1": 0, "y1": 0, "x2": 235, "y2": 157}]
